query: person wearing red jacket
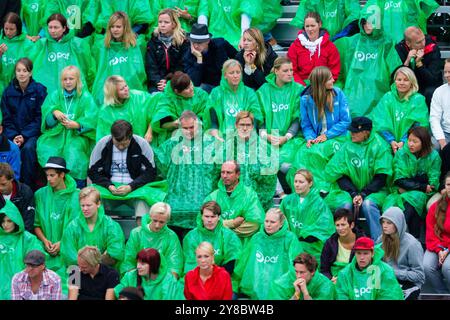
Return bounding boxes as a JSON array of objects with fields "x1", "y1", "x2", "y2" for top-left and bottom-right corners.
[
  {"x1": 184, "y1": 241, "x2": 232, "y2": 300},
  {"x1": 424, "y1": 172, "x2": 450, "y2": 293},
  {"x1": 287, "y1": 12, "x2": 340, "y2": 86}
]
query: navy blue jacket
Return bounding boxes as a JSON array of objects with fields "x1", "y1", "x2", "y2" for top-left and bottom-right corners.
[
  {"x1": 183, "y1": 38, "x2": 238, "y2": 87},
  {"x1": 0, "y1": 78, "x2": 47, "y2": 141}
]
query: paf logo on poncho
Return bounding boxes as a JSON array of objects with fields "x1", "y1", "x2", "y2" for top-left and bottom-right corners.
[
  {"x1": 30, "y1": 3, "x2": 39, "y2": 12},
  {"x1": 324, "y1": 10, "x2": 337, "y2": 18},
  {"x1": 109, "y1": 57, "x2": 128, "y2": 66},
  {"x1": 218, "y1": 0, "x2": 232, "y2": 12},
  {"x1": 48, "y1": 52, "x2": 70, "y2": 62},
  {"x1": 384, "y1": 1, "x2": 402, "y2": 10},
  {"x1": 351, "y1": 157, "x2": 362, "y2": 168},
  {"x1": 272, "y1": 103, "x2": 289, "y2": 113},
  {"x1": 354, "y1": 51, "x2": 378, "y2": 62},
  {"x1": 225, "y1": 102, "x2": 241, "y2": 118},
  {"x1": 0, "y1": 243, "x2": 14, "y2": 254},
  {"x1": 50, "y1": 212, "x2": 62, "y2": 220},
  {"x1": 222, "y1": 209, "x2": 235, "y2": 220},
  {"x1": 290, "y1": 217, "x2": 303, "y2": 230},
  {"x1": 395, "y1": 110, "x2": 405, "y2": 121},
  {"x1": 2, "y1": 55, "x2": 16, "y2": 66},
  {"x1": 256, "y1": 251, "x2": 279, "y2": 264},
  {"x1": 67, "y1": 5, "x2": 81, "y2": 30}
]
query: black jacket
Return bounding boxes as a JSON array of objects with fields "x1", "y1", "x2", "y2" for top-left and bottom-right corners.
[
  {"x1": 320, "y1": 228, "x2": 366, "y2": 279},
  {"x1": 183, "y1": 38, "x2": 238, "y2": 87},
  {"x1": 9, "y1": 180, "x2": 35, "y2": 234},
  {"x1": 235, "y1": 43, "x2": 278, "y2": 90},
  {"x1": 145, "y1": 35, "x2": 189, "y2": 92},
  {"x1": 88, "y1": 137, "x2": 156, "y2": 191}
]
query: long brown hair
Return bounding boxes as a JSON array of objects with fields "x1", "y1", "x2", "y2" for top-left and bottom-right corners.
[
  {"x1": 309, "y1": 66, "x2": 334, "y2": 119},
  {"x1": 435, "y1": 172, "x2": 450, "y2": 238},
  {"x1": 381, "y1": 225, "x2": 400, "y2": 262}
]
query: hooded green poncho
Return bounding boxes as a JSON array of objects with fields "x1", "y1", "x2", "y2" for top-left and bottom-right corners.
[
  {"x1": 232, "y1": 222, "x2": 303, "y2": 299},
  {"x1": 37, "y1": 89, "x2": 98, "y2": 180},
  {"x1": 182, "y1": 212, "x2": 242, "y2": 274},
  {"x1": 335, "y1": 246, "x2": 404, "y2": 300},
  {"x1": 325, "y1": 133, "x2": 393, "y2": 211},
  {"x1": 280, "y1": 189, "x2": 335, "y2": 263},
  {"x1": 121, "y1": 214, "x2": 183, "y2": 276},
  {"x1": 60, "y1": 205, "x2": 125, "y2": 268},
  {"x1": 0, "y1": 201, "x2": 44, "y2": 300},
  {"x1": 21, "y1": 0, "x2": 46, "y2": 36},
  {"x1": 383, "y1": 147, "x2": 441, "y2": 217}
]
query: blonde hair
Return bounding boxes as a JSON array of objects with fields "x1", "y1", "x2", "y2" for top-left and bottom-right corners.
[
  {"x1": 196, "y1": 241, "x2": 215, "y2": 259},
  {"x1": 103, "y1": 75, "x2": 127, "y2": 105},
  {"x1": 394, "y1": 67, "x2": 419, "y2": 101},
  {"x1": 266, "y1": 207, "x2": 285, "y2": 224},
  {"x1": 235, "y1": 110, "x2": 254, "y2": 126},
  {"x1": 78, "y1": 246, "x2": 101, "y2": 267},
  {"x1": 105, "y1": 11, "x2": 136, "y2": 49},
  {"x1": 149, "y1": 202, "x2": 171, "y2": 220},
  {"x1": 243, "y1": 28, "x2": 266, "y2": 70},
  {"x1": 153, "y1": 9, "x2": 186, "y2": 47},
  {"x1": 271, "y1": 56, "x2": 292, "y2": 73},
  {"x1": 60, "y1": 65, "x2": 82, "y2": 96},
  {"x1": 309, "y1": 66, "x2": 335, "y2": 119},
  {"x1": 79, "y1": 186, "x2": 100, "y2": 204},
  {"x1": 222, "y1": 59, "x2": 242, "y2": 74}
]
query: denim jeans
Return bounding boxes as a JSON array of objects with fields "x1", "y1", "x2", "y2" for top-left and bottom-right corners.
[
  {"x1": 423, "y1": 250, "x2": 450, "y2": 293},
  {"x1": 340, "y1": 200, "x2": 381, "y2": 240}
]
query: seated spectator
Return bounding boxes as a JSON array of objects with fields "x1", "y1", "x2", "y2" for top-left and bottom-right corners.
[
  {"x1": 146, "y1": 9, "x2": 189, "y2": 93},
  {"x1": 155, "y1": 111, "x2": 219, "y2": 233},
  {"x1": 291, "y1": 66, "x2": 350, "y2": 192},
  {"x1": 268, "y1": 252, "x2": 335, "y2": 300},
  {"x1": 257, "y1": 57, "x2": 304, "y2": 195},
  {"x1": 203, "y1": 59, "x2": 261, "y2": 139},
  {"x1": 233, "y1": 208, "x2": 303, "y2": 300},
  {"x1": 117, "y1": 287, "x2": 144, "y2": 300},
  {"x1": 0, "y1": 124, "x2": 21, "y2": 182},
  {"x1": 320, "y1": 208, "x2": 365, "y2": 282},
  {"x1": 89, "y1": 120, "x2": 164, "y2": 226},
  {"x1": 325, "y1": 117, "x2": 393, "y2": 240},
  {"x1": 376, "y1": 207, "x2": 425, "y2": 300},
  {"x1": 151, "y1": 71, "x2": 208, "y2": 144},
  {"x1": 183, "y1": 23, "x2": 238, "y2": 93},
  {"x1": 0, "y1": 198, "x2": 44, "y2": 300},
  {"x1": 96, "y1": 76, "x2": 155, "y2": 142},
  {"x1": 152, "y1": 1, "x2": 197, "y2": 31},
  {"x1": 91, "y1": 11, "x2": 147, "y2": 106},
  {"x1": 1, "y1": 58, "x2": 47, "y2": 191},
  {"x1": 121, "y1": 202, "x2": 183, "y2": 279},
  {"x1": 182, "y1": 201, "x2": 242, "y2": 275},
  {"x1": 60, "y1": 187, "x2": 125, "y2": 268},
  {"x1": 287, "y1": 12, "x2": 340, "y2": 86},
  {"x1": 11, "y1": 250, "x2": 62, "y2": 300},
  {"x1": 115, "y1": 248, "x2": 184, "y2": 300},
  {"x1": 0, "y1": 12, "x2": 34, "y2": 95},
  {"x1": 235, "y1": 28, "x2": 278, "y2": 91},
  {"x1": 68, "y1": 246, "x2": 120, "y2": 300},
  {"x1": 280, "y1": 169, "x2": 334, "y2": 263},
  {"x1": 37, "y1": 65, "x2": 98, "y2": 188},
  {"x1": 0, "y1": 163, "x2": 34, "y2": 233},
  {"x1": 423, "y1": 172, "x2": 450, "y2": 294},
  {"x1": 430, "y1": 58, "x2": 450, "y2": 150},
  {"x1": 184, "y1": 242, "x2": 232, "y2": 300},
  {"x1": 370, "y1": 66, "x2": 429, "y2": 155},
  {"x1": 204, "y1": 160, "x2": 265, "y2": 245},
  {"x1": 395, "y1": 26, "x2": 443, "y2": 106},
  {"x1": 383, "y1": 127, "x2": 441, "y2": 238}
]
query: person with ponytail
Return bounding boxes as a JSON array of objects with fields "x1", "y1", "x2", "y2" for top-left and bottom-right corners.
[
  {"x1": 424, "y1": 172, "x2": 450, "y2": 293},
  {"x1": 376, "y1": 207, "x2": 425, "y2": 300}
]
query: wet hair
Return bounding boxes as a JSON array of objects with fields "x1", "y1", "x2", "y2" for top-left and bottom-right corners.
[
  {"x1": 149, "y1": 202, "x2": 171, "y2": 220},
  {"x1": 169, "y1": 71, "x2": 191, "y2": 93},
  {"x1": 293, "y1": 253, "x2": 318, "y2": 273},
  {"x1": 201, "y1": 201, "x2": 221, "y2": 216},
  {"x1": 179, "y1": 110, "x2": 198, "y2": 123},
  {"x1": 79, "y1": 186, "x2": 100, "y2": 204},
  {"x1": 111, "y1": 120, "x2": 133, "y2": 141},
  {"x1": 435, "y1": 172, "x2": 450, "y2": 239},
  {"x1": 393, "y1": 67, "x2": 419, "y2": 101},
  {"x1": 153, "y1": 9, "x2": 186, "y2": 47},
  {"x1": 222, "y1": 160, "x2": 240, "y2": 174},
  {"x1": 105, "y1": 11, "x2": 136, "y2": 48},
  {"x1": 196, "y1": 242, "x2": 215, "y2": 260},
  {"x1": 222, "y1": 59, "x2": 242, "y2": 75},
  {"x1": 265, "y1": 207, "x2": 285, "y2": 224},
  {"x1": 0, "y1": 163, "x2": 14, "y2": 180},
  {"x1": 407, "y1": 126, "x2": 432, "y2": 158},
  {"x1": 242, "y1": 28, "x2": 266, "y2": 70},
  {"x1": 3, "y1": 12, "x2": 22, "y2": 36},
  {"x1": 294, "y1": 169, "x2": 313, "y2": 184},
  {"x1": 60, "y1": 65, "x2": 82, "y2": 96},
  {"x1": 103, "y1": 75, "x2": 127, "y2": 105},
  {"x1": 47, "y1": 13, "x2": 69, "y2": 36},
  {"x1": 77, "y1": 246, "x2": 102, "y2": 267},
  {"x1": 309, "y1": 66, "x2": 335, "y2": 120},
  {"x1": 136, "y1": 248, "x2": 161, "y2": 291},
  {"x1": 304, "y1": 12, "x2": 322, "y2": 27},
  {"x1": 333, "y1": 208, "x2": 355, "y2": 225},
  {"x1": 235, "y1": 111, "x2": 254, "y2": 126},
  {"x1": 15, "y1": 57, "x2": 33, "y2": 73},
  {"x1": 271, "y1": 56, "x2": 292, "y2": 74}
]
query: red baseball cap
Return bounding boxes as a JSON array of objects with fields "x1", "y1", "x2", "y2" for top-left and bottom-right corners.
[{"x1": 353, "y1": 237, "x2": 374, "y2": 251}]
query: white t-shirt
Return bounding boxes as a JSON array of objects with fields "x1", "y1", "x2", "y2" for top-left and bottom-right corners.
[{"x1": 110, "y1": 146, "x2": 132, "y2": 184}]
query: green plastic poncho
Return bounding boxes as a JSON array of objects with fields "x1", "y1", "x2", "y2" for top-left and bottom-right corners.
[
  {"x1": 30, "y1": 31, "x2": 95, "y2": 93},
  {"x1": 290, "y1": 0, "x2": 361, "y2": 38},
  {"x1": 267, "y1": 267, "x2": 335, "y2": 300},
  {"x1": 370, "y1": 84, "x2": 429, "y2": 143},
  {"x1": 43, "y1": 0, "x2": 97, "y2": 33},
  {"x1": 151, "y1": 82, "x2": 208, "y2": 143},
  {"x1": 325, "y1": 133, "x2": 393, "y2": 211},
  {"x1": 91, "y1": 36, "x2": 147, "y2": 106},
  {"x1": 60, "y1": 205, "x2": 125, "y2": 268},
  {"x1": 203, "y1": 77, "x2": 262, "y2": 137},
  {"x1": 96, "y1": 89, "x2": 155, "y2": 141},
  {"x1": 361, "y1": 0, "x2": 439, "y2": 43},
  {"x1": 0, "y1": 32, "x2": 35, "y2": 95},
  {"x1": 335, "y1": 246, "x2": 404, "y2": 300},
  {"x1": 257, "y1": 73, "x2": 305, "y2": 164},
  {"x1": 37, "y1": 89, "x2": 98, "y2": 180},
  {"x1": 152, "y1": 0, "x2": 199, "y2": 30},
  {"x1": 233, "y1": 0, "x2": 283, "y2": 34},
  {"x1": 155, "y1": 131, "x2": 220, "y2": 229},
  {"x1": 114, "y1": 260, "x2": 185, "y2": 300},
  {"x1": 383, "y1": 147, "x2": 441, "y2": 217},
  {"x1": 280, "y1": 189, "x2": 335, "y2": 263},
  {"x1": 222, "y1": 131, "x2": 279, "y2": 211},
  {"x1": 34, "y1": 174, "x2": 80, "y2": 274},
  {"x1": 182, "y1": 212, "x2": 242, "y2": 275},
  {"x1": 232, "y1": 222, "x2": 303, "y2": 299},
  {"x1": 0, "y1": 201, "x2": 45, "y2": 300},
  {"x1": 121, "y1": 214, "x2": 183, "y2": 276},
  {"x1": 21, "y1": 0, "x2": 46, "y2": 36},
  {"x1": 334, "y1": 15, "x2": 402, "y2": 117}
]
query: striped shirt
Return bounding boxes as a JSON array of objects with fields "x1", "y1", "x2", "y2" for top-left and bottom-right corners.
[{"x1": 11, "y1": 269, "x2": 62, "y2": 300}]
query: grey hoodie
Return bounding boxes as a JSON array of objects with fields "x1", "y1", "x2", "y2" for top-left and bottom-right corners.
[{"x1": 376, "y1": 207, "x2": 425, "y2": 287}]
